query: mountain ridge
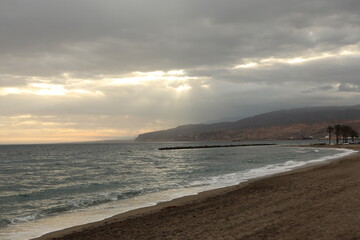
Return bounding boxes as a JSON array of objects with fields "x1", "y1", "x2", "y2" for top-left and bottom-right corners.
[{"x1": 135, "y1": 105, "x2": 360, "y2": 142}]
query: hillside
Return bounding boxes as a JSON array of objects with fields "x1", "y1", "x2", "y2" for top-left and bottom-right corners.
[{"x1": 135, "y1": 105, "x2": 360, "y2": 142}]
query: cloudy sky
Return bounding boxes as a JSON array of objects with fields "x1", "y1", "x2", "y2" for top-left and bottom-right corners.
[{"x1": 1, "y1": 0, "x2": 360, "y2": 144}]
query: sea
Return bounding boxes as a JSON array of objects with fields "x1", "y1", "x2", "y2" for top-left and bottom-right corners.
[{"x1": 0, "y1": 140, "x2": 356, "y2": 240}]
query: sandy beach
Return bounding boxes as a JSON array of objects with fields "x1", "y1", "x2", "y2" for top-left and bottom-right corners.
[{"x1": 35, "y1": 145, "x2": 360, "y2": 240}]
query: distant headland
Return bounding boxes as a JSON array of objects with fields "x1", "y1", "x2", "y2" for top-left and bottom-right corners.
[{"x1": 136, "y1": 105, "x2": 360, "y2": 142}]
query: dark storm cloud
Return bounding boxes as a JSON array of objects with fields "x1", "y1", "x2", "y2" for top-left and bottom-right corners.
[{"x1": 1, "y1": 0, "x2": 359, "y2": 77}]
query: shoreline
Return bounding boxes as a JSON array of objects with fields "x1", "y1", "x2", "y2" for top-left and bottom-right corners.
[{"x1": 33, "y1": 145, "x2": 360, "y2": 240}]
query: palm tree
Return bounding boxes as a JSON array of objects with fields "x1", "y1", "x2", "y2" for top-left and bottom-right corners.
[
  {"x1": 342, "y1": 125, "x2": 353, "y2": 143},
  {"x1": 350, "y1": 129, "x2": 359, "y2": 143},
  {"x1": 334, "y1": 124, "x2": 342, "y2": 145},
  {"x1": 326, "y1": 126, "x2": 334, "y2": 145}
]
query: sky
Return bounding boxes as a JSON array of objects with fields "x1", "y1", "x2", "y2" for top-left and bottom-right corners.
[{"x1": 1, "y1": 0, "x2": 360, "y2": 144}]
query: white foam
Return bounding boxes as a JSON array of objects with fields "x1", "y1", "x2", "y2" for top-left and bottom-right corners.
[
  {"x1": 192, "y1": 148, "x2": 357, "y2": 190},
  {"x1": 0, "y1": 188, "x2": 205, "y2": 240},
  {"x1": 10, "y1": 214, "x2": 41, "y2": 225}
]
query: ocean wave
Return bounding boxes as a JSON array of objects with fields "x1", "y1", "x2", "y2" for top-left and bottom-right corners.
[
  {"x1": 0, "y1": 192, "x2": 130, "y2": 228},
  {"x1": 188, "y1": 148, "x2": 356, "y2": 190},
  {"x1": 0, "y1": 180, "x2": 132, "y2": 204},
  {"x1": 0, "y1": 186, "x2": 178, "y2": 228},
  {"x1": 0, "y1": 218, "x2": 12, "y2": 228},
  {"x1": 0, "y1": 212, "x2": 43, "y2": 228}
]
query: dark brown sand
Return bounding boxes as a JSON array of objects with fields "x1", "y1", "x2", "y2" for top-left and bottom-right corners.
[{"x1": 35, "y1": 145, "x2": 360, "y2": 240}]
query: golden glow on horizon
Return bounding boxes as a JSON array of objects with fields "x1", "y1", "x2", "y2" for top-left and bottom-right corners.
[
  {"x1": 0, "y1": 127, "x2": 136, "y2": 144},
  {"x1": 0, "y1": 127, "x2": 165, "y2": 144},
  {"x1": 0, "y1": 114, "x2": 169, "y2": 144}
]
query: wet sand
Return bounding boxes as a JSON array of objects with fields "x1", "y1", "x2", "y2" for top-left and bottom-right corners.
[{"x1": 35, "y1": 145, "x2": 360, "y2": 240}]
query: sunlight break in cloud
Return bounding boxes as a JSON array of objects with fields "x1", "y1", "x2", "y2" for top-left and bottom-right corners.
[
  {"x1": 0, "y1": 83, "x2": 102, "y2": 96},
  {"x1": 107, "y1": 70, "x2": 198, "y2": 88},
  {"x1": 0, "y1": 69, "x2": 199, "y2": 100},
  {"x1": 233, "y1": 45, "x2": 360, "y2": 70},
  {"x1": 175, "y1": 85, "x2": 192, "y2": 92}
]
